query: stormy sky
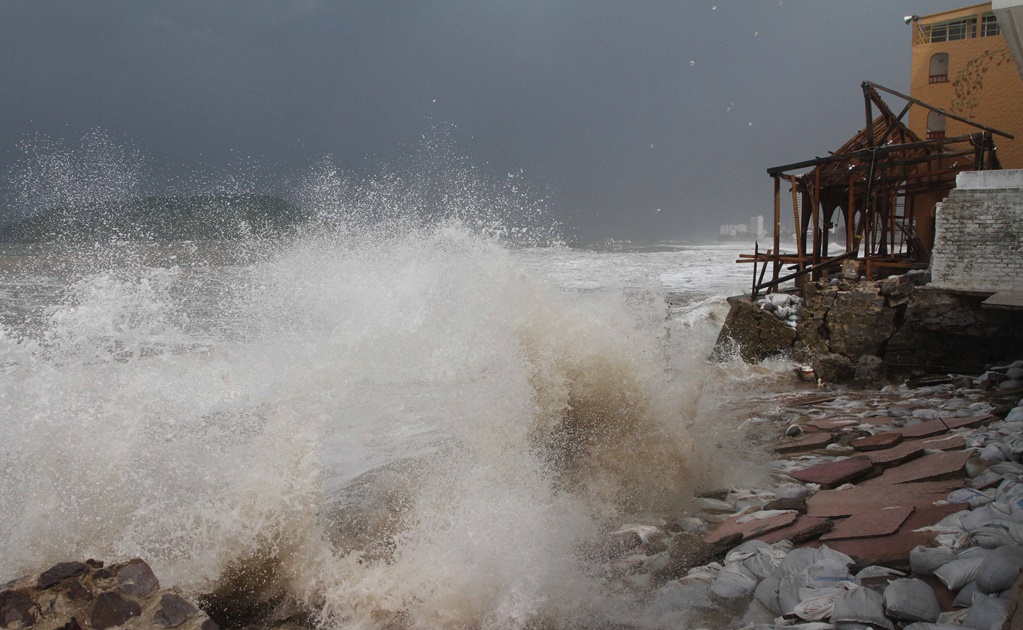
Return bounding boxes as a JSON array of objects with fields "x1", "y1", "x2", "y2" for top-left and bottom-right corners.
[{"x1": 0, "y1": 1, "x2": 966, "y2": 241}]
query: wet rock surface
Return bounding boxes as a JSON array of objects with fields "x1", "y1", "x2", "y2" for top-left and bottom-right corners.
[{"x1": 0, "y1": 559, "x2": 214, "y2": 630}]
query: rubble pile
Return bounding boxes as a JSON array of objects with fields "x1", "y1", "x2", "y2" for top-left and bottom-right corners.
[
  {"x1": 755, "y1": 294, "x2": 804, "y2": 330},
  {"x1": 605, "y1": 360, "x2": 1023, "y2": 629}
]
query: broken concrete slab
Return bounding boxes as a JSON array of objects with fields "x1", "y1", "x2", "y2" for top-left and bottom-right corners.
[
  {"x1": 861, "y1": 449, "x2": 973, "y2": 486},
  {"x1": 897, "y1": 419, "x2": 949, "y2": 439},
  {"x1": 806, "y1": 480, "x2": 963, "y2": 518},
  {"x1": 774, "y1": 432, "x2": 835, "y2": 454},
  {"x1": 941, "y1": 414, "x2": 994, "y2": 430},
  {"x1": 851, "y1": 432, "x2": 903, "y2": 451},
  {"x1": 811, "y1": 503, "x2": 965, "y2": 570},
  {"x1": 788, "y1": 456, "x2": 874, "y2": 488},
  {"x1": 703, "y1": 511, "x2": 798, "y2": 545},
  {"x1": 807, "y1": 417, "x2": 861, "y2": 431},
  {"x1": 820, "y1": 505, "x2": 914, "y2": 541},
  {"x1": 866, "y1": 440, "x2": 928, "y2": 466},
  {"x1": 915, "y1": 434, "x2": 966, "y2": 451},
  {"x1": 753, "y1": 516, "x2": 833, "y2": 545}
]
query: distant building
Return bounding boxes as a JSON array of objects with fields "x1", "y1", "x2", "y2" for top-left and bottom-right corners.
[
  {"x1": 749, "y1": 215, "x2": 765, "y2": 240},
  {"x1": 909, "y1": 2, "x2": 1023, "y2": 167},
  {"x1": 718, "y1": 223, "x2": 750, "y2": 240}
]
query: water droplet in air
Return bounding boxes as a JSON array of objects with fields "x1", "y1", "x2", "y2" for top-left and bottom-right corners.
[
  {"x1": 712, "y1": 4, "x2": 717, "y2": 9},
  {"x1": 748, "y1": 122, "x2": 753, "y2": 126},
  {"x1": 689, "y1": 60, "x2": 695, "y2": 66},
  {"x1": 753, "y1": 31, "x2": 759, "y2": 36}
]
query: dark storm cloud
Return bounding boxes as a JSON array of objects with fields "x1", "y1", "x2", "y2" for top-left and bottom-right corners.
[{"x1": 0, "y1": 0, "x2": 965, "y2": 240}]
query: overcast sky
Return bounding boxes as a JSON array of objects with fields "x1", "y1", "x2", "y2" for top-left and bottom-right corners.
[{"x1": 0, "y1": 1, "x2": 967, "y2": 241}]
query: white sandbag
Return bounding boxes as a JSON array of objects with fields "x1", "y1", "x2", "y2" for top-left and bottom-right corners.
[
  {"x1": 975, "y1": 544, "x2": 1023, "y2": 592},
  {"x1": 989, "y1": 461, "x2": 1023, "y2": 476},
  {"x1": 882, "y1": 578, "x2": 940, "y2": 622},
  {"x1": 910, "y1": 545, "x2": 957, "y2": 576},
  {"x1": 934, "y1": 553, "x2": 987, "y2": 590},
  {"x1": 831, "y1": 586, "x2": 893, "y2": 630},
  {"x1": 739, "y1": 598, "x2": 778, "y2": 627},
  {"x1": 794, "y1": 594, "x2": 839, "y2": 622},
  {"x1": 902, "y1": 625, "x2": 970, "y2": 630},
  {"x1": 777, "y1": 547, "x2": 823, "y2": 578},
  {"x1": 753, "y1": 575, "x2": 781, "y2": 615},
  {"x1": 961, "y1": 592, "x2": 1009, "y2": 630},
  {"x1": 779, "y1": 571, "x2": 810, "y2": 615},
  {"x1": 953, "y1": 580, "x2": 981, "y2": 608},
  {"x1": 970, "y1": 470, "x2": 1005, "y2": 489},
  {"x1": 805, "y1": 558, "x2": 853, "y2": 589},
  {"x1": 726, "y1": 539, "x2": 770, "y2": 564},
  {"x1": 817, "y1": 546, "x2": 854, "y2": 566},
  {"x1": 776, "y1": 483, "x2": 810, "y2": 500},
  {"x1": 680, "y1": 562, "x2": 721, "y2": 584},
  {"x1": 979, "y1": 443, "x2": 1008, "y2": 461},
  {"x1": 710, "y1": 561, "x2": 758, "y2": 600},
  {"x1": 961, "y1": 502, "x2": 1018, "y2": 530},
  {"x1": 971, "y1": 522, "x2": 1023, "y2": 548},
  {"x1": 743, "y1": 548, "x2": 784, "y2": 580},
  {"x1": 1007, "y1": 407, "x2": 1023, "y2": 423},
  {"x1": 855, "y1": 565, "x2": 905, "y2": 581}
]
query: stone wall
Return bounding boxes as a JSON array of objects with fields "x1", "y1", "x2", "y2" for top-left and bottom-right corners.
[
  {"x1": 715, "y1": 273, "x2": 1023, "y2": 381},
  {"x1": 930, "y1": 170, "x2": 1023, "y2": 293}
]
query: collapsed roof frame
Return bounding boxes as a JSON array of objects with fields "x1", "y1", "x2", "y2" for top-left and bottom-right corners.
[{"x1": 744, "y1": 81, "x2": 1013, "y2": 298}]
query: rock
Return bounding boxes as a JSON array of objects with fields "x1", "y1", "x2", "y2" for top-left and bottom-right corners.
[
  {"x1": 118, "y1": 558, "x2": 160, "y2": 598},
  {"x1": 812, "y1": 352, "x2": 855, "y2": 383},
  {"x1": 91, "y1": 591, "x2": 142, "y2": 629},
  {"x1": 852, "y1": 355, "x2": 887, "y2": 389},
  {"x1": 1, "y1": 559, "x2": 214, "y2": 630},
  {"x1": 0, "y1": 590, "x2": 38, "y2": 627},
  {"x1": 37, "y1": 561, "x2": 88, "y2": 589},
  {"x1": 763, "y1": 496, "x2": 806, "y2": 512},
  {"x1": 154, "y1": 593, "x2": 200, "y2": 628},
  {"x1": 715, "y1": 297, "x2": 797, "y2": 363}
]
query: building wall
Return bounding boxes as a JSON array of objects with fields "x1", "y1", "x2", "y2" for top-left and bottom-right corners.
[
  {"x1": 930, "y1": 170, "x2": 1023, "y2": 291},
  {"x1": 910, "y1": 3, "x2": 1023, "y2": 168}
]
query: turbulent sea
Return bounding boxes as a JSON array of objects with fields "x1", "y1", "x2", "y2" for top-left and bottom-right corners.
[{"x1": 0, "y1": 137, "x2": 795, "y2": 628}]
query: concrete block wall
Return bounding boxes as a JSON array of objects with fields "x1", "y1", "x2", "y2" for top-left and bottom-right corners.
[{"x1": 930, "y1": 171, "x2": 1023, "y2": 293}]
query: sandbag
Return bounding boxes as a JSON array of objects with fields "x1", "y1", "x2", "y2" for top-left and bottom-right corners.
[
  {"x1": 953, "y1": 580, "x2": 981, "y2": 608},
  {"x1": 961, "y1": 592, "x2": 1009, "y2": 630},
  {"x1": 831, "y1": 586, "x2": 893, "y2": 630},
  {"x1": 910, "y1": 545, "x2": 957, "y2": 576},
  {"x1": 793, "y1": 594, "x2": 839, "y2": 622},
  {"x1": 934, "y1": 553, "x2": 987, "y2": 590},
  {"x1": 971, "y1": 522, "x2": 1023, "y2": 548},
  {"x1": 975, "y1": 544, "x2": 1023, "y2": 592},
  {"x1": 753, "y1": 575, "x2": 781, "y2": 615},
  {"x1": 710, "y1": 561, "x2": 758, "y2": 600},
  {"x1": 779, "y1": 571, "x2": 810, "y2": 615},
  {"x1": 726, "y1": 540, "x2": 770, "y2": 564},
  {"x1": 777, "y1": 547, "x2": 823, "y2": 578},
  {"x1": 902, "y1": 625, "x2": 970, "y2": 630},
  {"x1": 805, "y1": 558, "x2": 853, "y2": 589},
  {"x1": 882, "y1": 578, "x2": 940, "y2": 622}
]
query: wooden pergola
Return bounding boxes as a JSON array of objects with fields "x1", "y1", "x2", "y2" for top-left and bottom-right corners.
[{"x1": 744, "y1": 81, "x2": 1013, "y2": 297}]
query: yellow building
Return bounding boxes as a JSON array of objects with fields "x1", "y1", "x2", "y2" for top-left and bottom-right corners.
[{"x1": 909, "y1": 3, "x2": 1023, "y2": 168}]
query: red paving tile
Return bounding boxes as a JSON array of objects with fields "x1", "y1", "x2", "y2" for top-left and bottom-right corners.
[
  {"x1": 753, "y1": 516, "x2": 833, "y2": 544},
  {"x1": 774, "y1": 432, "x2": 834, "y2": 454},
  {"x1": 941, "y1": 414, "x2": 994, "y2": 430},
  {"x1": 859, "y1": 416, "x2": 898, "y2": 426},
  {"x1": 866, "y1": 440, "x2": 927, "y2": 466},
  {"x1": 860, "y1": 450, "x2": 972, "y2": 486},
  {"x1": 807, "y1": 417, "x2": 861, "y2": 431},
  {"x1": 914, "y1": 434, "x2": 966, "y2": 451},
  {"x1": 805, "y1": 480, "x2": 962, "y2": 517},
  {"x1": 789, "y1": 456, "x2": 874, "y2": 488},
  {"x1": 897, "y1": 419, "x2": 949, "y2": 439},
  {"x1": 704, "y1": 511, "x2": 798, "y2": 545},
  {"x1": 820, "y1": 505, "x2": 914, "y2": 541},
  {"x1": 809, "y1": 503, "x2": 965, "y2": 570},
  {"x1": 851, "y1": 432, "x2": 903, "y2": 451}
]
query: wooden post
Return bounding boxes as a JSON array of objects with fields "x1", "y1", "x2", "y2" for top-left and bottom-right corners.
[
  {"x1": 789, "y1": 175, "x2": 804, "y2": 270},
  {"x1": 812, "y1": 171, "x2": 820, "y2": 269},
  {"x1": 773, "y1": 175, "x2": 781, "y2": 291},
  {"x1": 847, "y1": 174, "x2": 855, "y2": 254}
]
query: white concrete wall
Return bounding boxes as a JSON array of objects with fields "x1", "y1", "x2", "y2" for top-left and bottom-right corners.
[{"x1": 931, "y1": 173, "x2": 1023, "y2": 292}]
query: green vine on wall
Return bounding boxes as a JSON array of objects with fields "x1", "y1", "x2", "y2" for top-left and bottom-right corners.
[{"x1": 951, "y1": 48, "x2": 1013, "y2": 118}]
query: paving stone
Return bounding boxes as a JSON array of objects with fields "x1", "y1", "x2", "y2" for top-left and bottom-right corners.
[
  {"x1": 866, "y1": 440, "x2": 928, "y2": 466},
  {"x1": 807, "y1": 417, "x2": 861, "y2": 431},
  {"x1": 858, "y1": 416, "x2": 899, "y2": 426},
  {"x1": 860, "y1": 450, "x2": 972, "y2": 486},
  {"x1": 774, "y1": 432, "x2": 834, "y2": 454},
  {"x1": 851, "y1": 432, "x2": 903, "y2": 451},
  {"x1": 788, "y1": 456, "x2": 874, "y2": 488},
  {"x1": 763, "y1": 496, "x2": 806, "y2": 512},
  {"x1": 941, "y1": 414, "x2": 994, "y2": 430},
  {"x1": 897, "y1": 419, "x2": 949, "y2": 439},
  {"x1": 811, "y1": 503, "x2": 965, "y2": 570},
  {"x1": 703, "y1": 511, "x2": 798, "y2": 545},
  {"x1": 806, "y1": 480, "x2": 963, "y2": 517},
  {"x1": 752, "y1": 516, "x2": 833, "y2": 544},
  {"x1": 820, "y1": 505, "x2": 914, "y2": 541},
  {"x1": 914, "y1": 434, "x2": 966, "y2": 451}
]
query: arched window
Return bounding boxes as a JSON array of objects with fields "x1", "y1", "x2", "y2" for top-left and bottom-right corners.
[
  {"x1": 929, "y1": 53, "x2": 949, "y2": 83},
  {"x1": 927, "y1": 110, "x2": 947, "y2": 139}
]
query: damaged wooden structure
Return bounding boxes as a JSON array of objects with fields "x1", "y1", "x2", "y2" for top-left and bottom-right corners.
[{"x1": 744, "y1": 81, "x2": 1013, "y2": 298}]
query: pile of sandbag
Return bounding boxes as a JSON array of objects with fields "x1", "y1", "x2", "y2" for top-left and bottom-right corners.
[{"x1": 756, "y1": 293, "x2": 804, "y2": 329}]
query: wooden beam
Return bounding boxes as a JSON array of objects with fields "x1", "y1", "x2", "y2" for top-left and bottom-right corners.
[
  {"x1": 864, "y1": 81, "x2": 1015, "y2": 139},
  {"x1": 767, "y1": 133, "x2": 979, "y2": 175}
]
